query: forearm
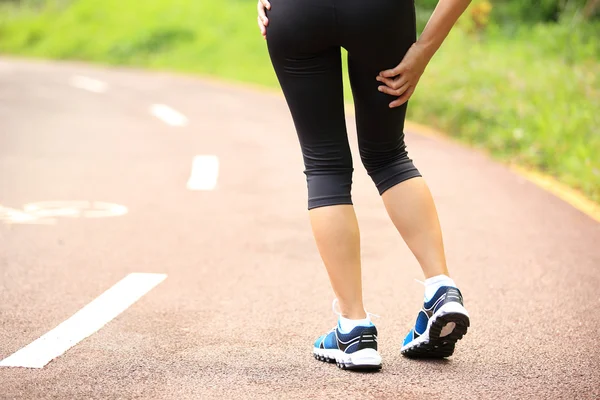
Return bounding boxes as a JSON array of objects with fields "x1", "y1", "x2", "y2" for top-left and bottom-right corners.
[{"x1": 417, "y1": 0, "x2": 472, "y2": 59}]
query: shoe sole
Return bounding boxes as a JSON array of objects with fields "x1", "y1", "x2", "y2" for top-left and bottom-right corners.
[
  {"x1": 313, "y1": 348, "x2": 382, "y2": 371},
  {"x1": 401, "y1": 302, "x2": 470, "y2": 359}
]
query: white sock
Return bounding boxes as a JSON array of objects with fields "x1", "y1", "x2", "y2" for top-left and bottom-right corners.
[
  {"x1": 338, "y1": 315, "x2": 372, "y2": 334},
  {"x1": 424, "y1": 274, "x2": 456, "y2": 302}
]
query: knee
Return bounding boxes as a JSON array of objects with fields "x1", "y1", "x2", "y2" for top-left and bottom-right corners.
[
  {"x1": 302, "y1": 144, "x2": 354, "y2": 209},
  {"x1": 359, "y1": 144, "x2": 421, "y2": 195},
  {"x1": 359, "y1": 142, "x2": 409, "y2": 173},
  {"x1": 305, "y1": 169, "x2": 354, "y2": 210}
]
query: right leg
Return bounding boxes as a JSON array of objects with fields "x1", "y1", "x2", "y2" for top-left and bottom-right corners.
[
  {"x1": 265, "y1": 0, "x2": 366, "y2": 319},
  {"x1": 266, "y1": 0, "x2": 382, "y2": 370}
]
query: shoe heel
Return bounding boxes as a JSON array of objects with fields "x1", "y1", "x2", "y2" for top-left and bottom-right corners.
[
  {"x1": 350, "y1": 348, "x2": 382, "y2": 366},
  {"x1": 430, "y1": 302, "x2": 470, "y2": 342},
  {"x1": 337, "y1": 348, "x2": 382, "y2": 371}
]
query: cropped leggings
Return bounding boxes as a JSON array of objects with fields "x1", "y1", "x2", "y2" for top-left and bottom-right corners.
[{"x1": 266, "y1": 0, "x2": 422, "y2": 209}]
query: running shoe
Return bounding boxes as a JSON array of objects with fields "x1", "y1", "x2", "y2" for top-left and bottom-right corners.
[
  {"x1": 401, "y1": 286, "x2": 470, "y2": 358},
  {"x1": 313, "y1": 300, "x2": 382, "y2": 371}
]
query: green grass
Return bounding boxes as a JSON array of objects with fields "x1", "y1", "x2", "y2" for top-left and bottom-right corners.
[
  {"x1": 1, "y1": 0, "x2": 598, "y2": 202},
  {"x1": 408, "y1": 23, "x2": 600, "y2": 201}
]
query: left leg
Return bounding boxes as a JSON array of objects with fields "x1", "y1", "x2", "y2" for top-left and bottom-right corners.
[
  {"x1": 339, "y1": 0, "x2": 470, "y2": 358},
  {"x1": 347, "y1": 54, "x2": 470, "y2": 358}
]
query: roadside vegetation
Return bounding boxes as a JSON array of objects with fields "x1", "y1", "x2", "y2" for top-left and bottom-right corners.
[{"x1": 1, "y1": 0, "x2": 598, "y2": 202}]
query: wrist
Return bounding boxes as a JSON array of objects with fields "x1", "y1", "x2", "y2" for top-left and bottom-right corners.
[{"x1": 414, "y1": 38, "x2": 440, "y2": 61}]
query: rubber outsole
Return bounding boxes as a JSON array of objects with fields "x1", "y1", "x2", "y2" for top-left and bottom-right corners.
[
  {"x1": 313, "y1": 353, "x2": 382, "y2": 371},
  {"x1": 401, "y1": 312, "x2": 470, "y2": 359}
]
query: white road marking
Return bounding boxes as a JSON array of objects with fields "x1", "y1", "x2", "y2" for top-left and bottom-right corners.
[
  {"x1": 69, "y1": 75, "x2": 108, "y2": 93},
  {"x1": 23, "y1": 201, "x2": 128, "y2": 219},
  {"x1": 0, "y1": 201, "x2": 128, "y2": 224},
  {"x1": 187, "y1": 155, "x2": 219, "y2": 191},
  {"x1": 0, "y1": 204, "x2": 55, "y2": 225},
  {"x1": 150, "y1": 104, "x2": 188, "y2": 127},
  {"x1": 0, "y1": 273, "x2": 167, "y2": 369}
]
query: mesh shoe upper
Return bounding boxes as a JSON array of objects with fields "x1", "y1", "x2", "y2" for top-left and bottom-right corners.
[{"x1": 315, "y1": 324, "x2": 378, "y2": 354}]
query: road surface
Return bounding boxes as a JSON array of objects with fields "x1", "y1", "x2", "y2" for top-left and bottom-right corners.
[{"x1": 1, "y1": 57, "x2": 599, "y2": 399}]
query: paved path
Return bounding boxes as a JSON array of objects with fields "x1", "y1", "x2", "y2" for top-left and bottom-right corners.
[{"x1": 1, "y1": 57, "x2": 599, "y2": 400}]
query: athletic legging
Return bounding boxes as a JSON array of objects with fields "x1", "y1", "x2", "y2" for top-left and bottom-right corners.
[{"x1": 266, "y1": 0, "x2": 422, "y2": 210}]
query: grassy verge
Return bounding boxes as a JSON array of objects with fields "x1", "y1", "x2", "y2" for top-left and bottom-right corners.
[{"x1": 1, "y1": 0, "x2": 598, "y2": 203}]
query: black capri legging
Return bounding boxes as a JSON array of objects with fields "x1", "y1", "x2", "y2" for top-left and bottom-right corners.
[{"x1": 266, "y1": 0, "x2": 422, "y2": 210}]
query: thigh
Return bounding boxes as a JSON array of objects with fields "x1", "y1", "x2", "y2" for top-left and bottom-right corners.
[
  {"x1": 338, "y1": 0, "x2": 417, "y2": 67},
  {"x1": 348, "y1": 54, "x2": 410, "y2": 165},
  {"x1": 266, "y1": 3, "x2": 352, "y2": 173},
  {"x1": 338, "y1": 0, "x2": 417, "y2": 157}
]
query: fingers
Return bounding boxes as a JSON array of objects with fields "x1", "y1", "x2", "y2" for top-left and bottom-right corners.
[
  {"x1": 377, "y1": 80, "x2": 410, "y2": 97},
  {"x1": 258, "y1": 17, "x2": 266, "y2": 38},
  {"x1": 389, "y1": 86, "x2": 416, "y2": 108},
  {"x1": 379, "y1": 63, "x2": 406, "y2": 78},
  {"x1": 376, "y1": 75, "x2": 408, "y2": 91},
  {"x1": 257, "y1": 0, "x2": 270, "y2": 38},
  {"x1": 257, "y1": 1, "x2": 269, "y2": 26}
]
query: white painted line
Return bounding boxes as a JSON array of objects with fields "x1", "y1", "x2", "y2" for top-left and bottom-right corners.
[
  {"x1": 150, "y1": 104, "x2": 188, "y2": 127},
  {"x1": 0, "y1": 273, "x2": 167, "y2": 369},
  {"x1": 69, "y1": 75, "x2": 108, "y2": 93},
  {"x1": 23, "y1": 201, "x2": 128, "y2": 219},
  {"x1": 0, "y1": 201, "x2": 129, "y2": 225},
  {"x1": 187, "y1": 155, "x2": 219, "y2": 191},
  {"x1": 0, "y1": 204, "x2": 55, "y2": 225}
]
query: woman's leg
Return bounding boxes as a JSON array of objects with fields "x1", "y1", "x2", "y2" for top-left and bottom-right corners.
[
  {"x1": 310, "y1": 205, "x2": 366, "y2": 319},
  {"x1": 381, "y1": 178, "x2": 449, "y2": 279},
  {"x1": 341, "y1": 0, "x2": 469, "y2": 358},
  {"x1": 340, "y1": 0, "x2": 448, "y2": 281},
  {"x1": 265, "y1": 1, "x2": 366, "y2": 320}
]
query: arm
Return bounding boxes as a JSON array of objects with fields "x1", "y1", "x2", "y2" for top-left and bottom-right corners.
[
  {"x1": 417, "y1": 0, "x2": 473, "y2": 60},
  {"x1": 377, "y1": 0, "x2": 472, "y2": 108}
]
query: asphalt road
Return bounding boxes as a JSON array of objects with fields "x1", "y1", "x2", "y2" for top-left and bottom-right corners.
[{"x1": 1, "y1": 56, "x2": 599, "y2": 400}]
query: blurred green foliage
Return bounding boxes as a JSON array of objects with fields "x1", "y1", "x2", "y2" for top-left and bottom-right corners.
[
  {"x1": 0, "y1": 0, "x2": 598, "y2": 202},
  {"x1": 417, "y1": 0, "x2": 598, "y2": 24}
]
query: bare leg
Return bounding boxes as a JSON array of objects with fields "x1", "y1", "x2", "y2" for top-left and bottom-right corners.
[
  {"x1": 309, "y1": 204, "x2": 367, "y2": 319},
  {"x1": 381, "y1": 177, "x2": 449, "y2": 278}
]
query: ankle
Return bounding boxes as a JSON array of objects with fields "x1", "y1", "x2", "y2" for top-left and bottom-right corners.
[
  {"x1": 332, "y1": 299, "x2": 375, "y2": 333},
  {"x1": 341, "y1": 310, "x2": 367, "y2": 319},
  {"x1": 424, "y1": 274, "x2": 456, "y2": 301},
  {"x1": 338, "y1": 313, "x2": 371, "y2": 333},
  {"x1": 336, "y1": 301, "x2": 367, "y2": 319},
  {"x1": 423, "y1": 267, "x2": 450, "y2": 280}
]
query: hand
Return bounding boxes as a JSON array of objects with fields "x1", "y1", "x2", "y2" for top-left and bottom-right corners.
[
  {"x1": 257, "y1": 0, "x2": 271, "y2": 39},
  {"x1": 376, "y1": 43, "x2": 431, "y2": 108}
]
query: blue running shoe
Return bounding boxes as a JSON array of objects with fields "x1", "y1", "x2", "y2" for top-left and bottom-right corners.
[
  {"x1": 401, "y1": 286, "x2": 470, "y2": 358},
  {"x1": 313, "y1": 301, "x2": 382, "y2": 370}
]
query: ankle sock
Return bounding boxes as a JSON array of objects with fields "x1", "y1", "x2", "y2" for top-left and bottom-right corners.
[
  {"x1": 424, "y1": 274, "x2": 456, "y2": 302},
  {"x1": 338, "y1": 315, "x2": 372, "y2": 334}
]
